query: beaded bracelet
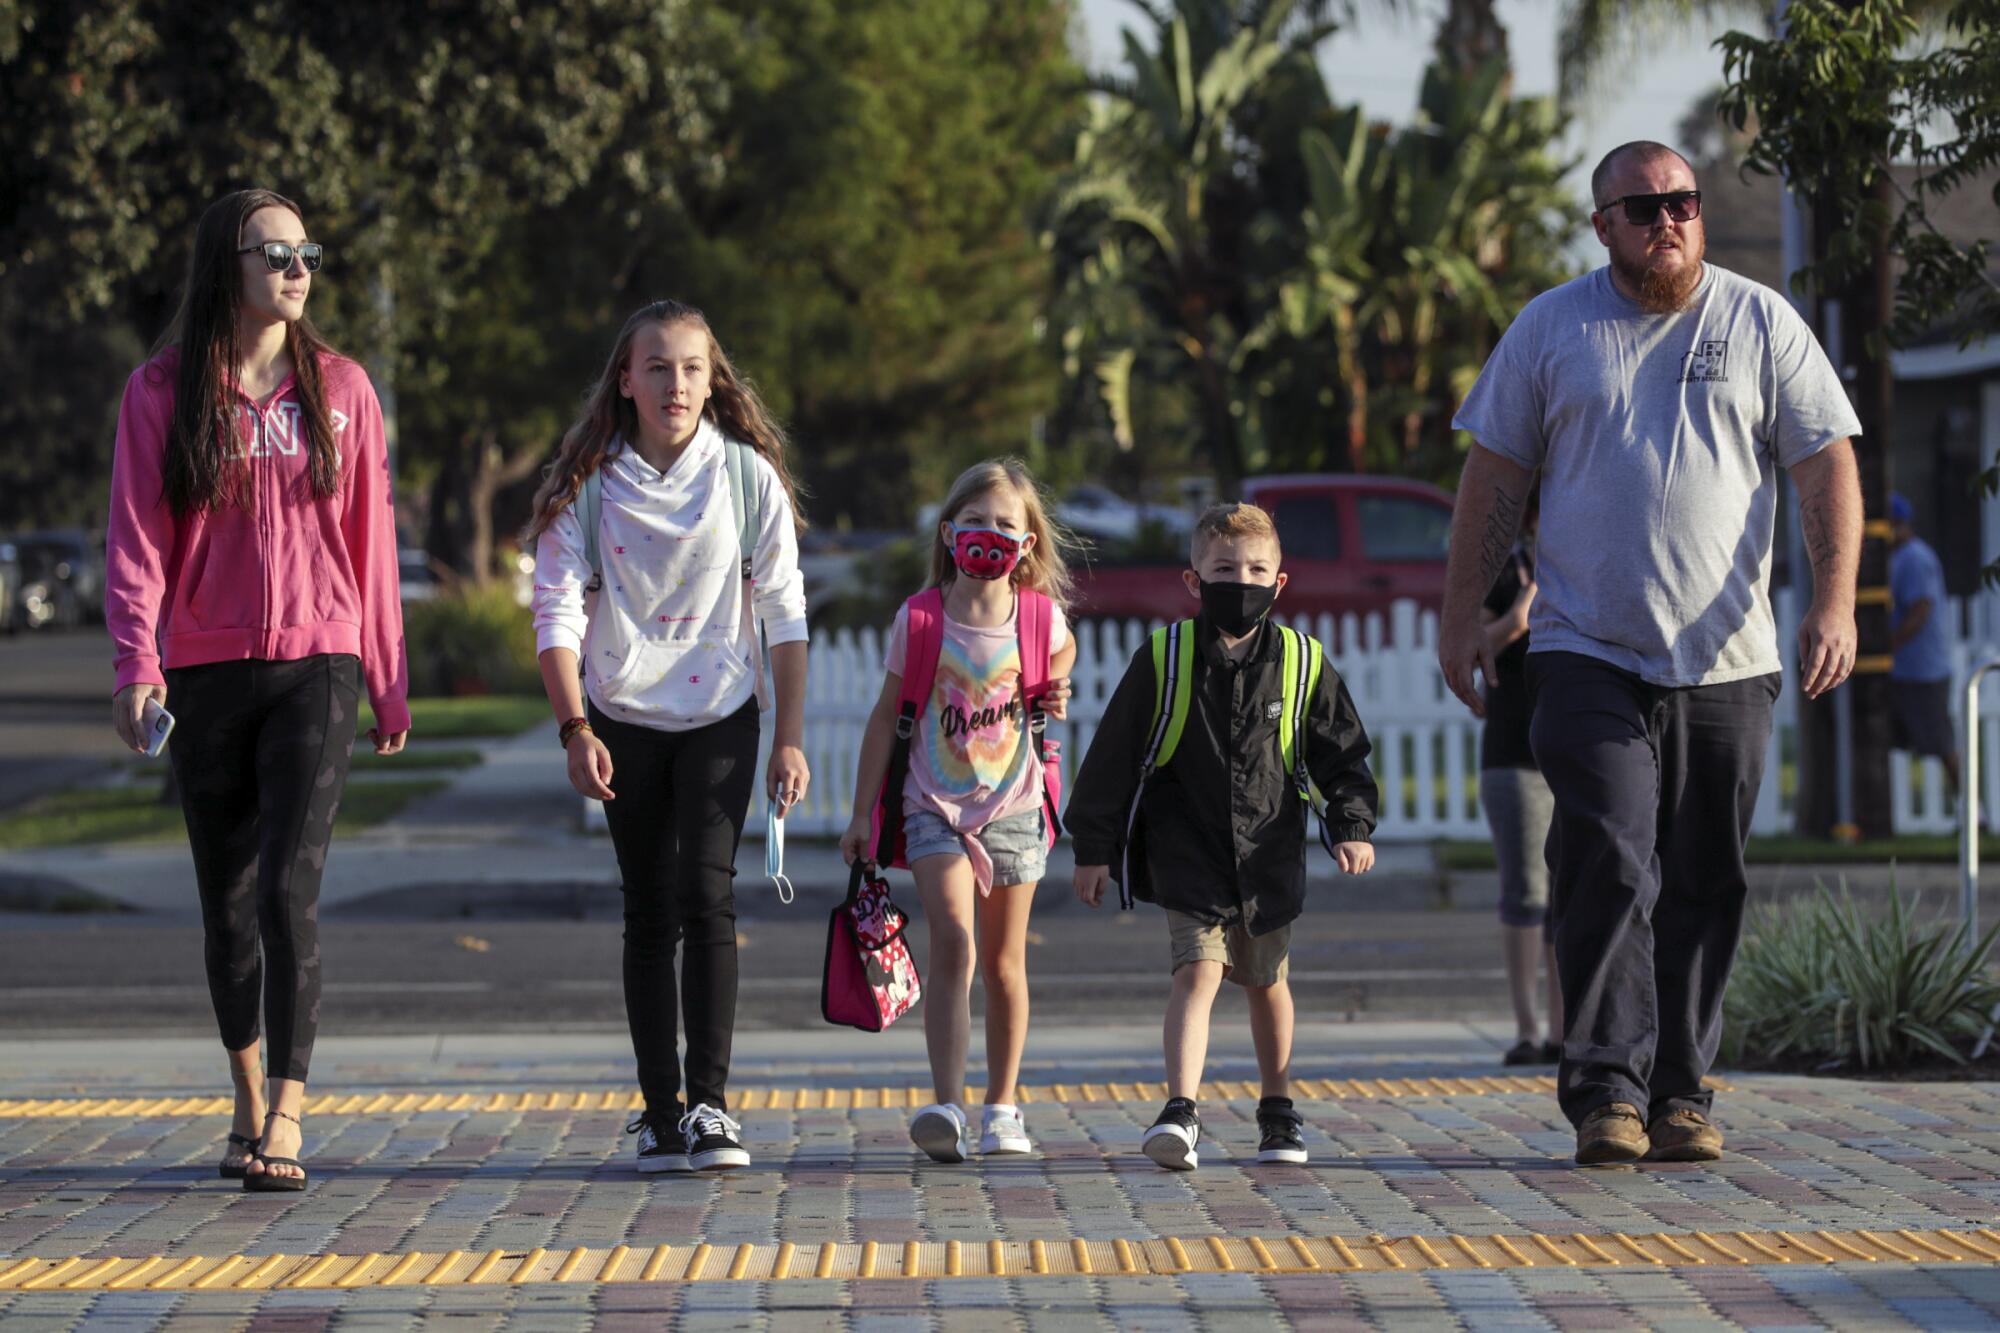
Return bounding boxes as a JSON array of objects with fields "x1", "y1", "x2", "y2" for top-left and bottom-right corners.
[{"x1": 559, "y1": 717, "x2": 593, "y2": 748}]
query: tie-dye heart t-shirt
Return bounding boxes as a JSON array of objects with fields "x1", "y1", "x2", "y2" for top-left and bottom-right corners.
[{"x1": 884, "y1": 597, "x2": 1071, "y2": 831}]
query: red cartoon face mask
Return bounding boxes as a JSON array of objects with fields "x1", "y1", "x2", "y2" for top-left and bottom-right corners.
[{"x1": 948, "y1": 525, "x2": 1026, "y2": 581}]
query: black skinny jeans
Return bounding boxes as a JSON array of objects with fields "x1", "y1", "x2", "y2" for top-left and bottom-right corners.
[
  {"x1": 589, "y1": 697, "x2": 759, "y2": 1116},
  {"x1": 1527, "y1": 652, "x2": 1777, "y2": 1127},
  {"x1": 167, "y1": 654, "x2": 359, "y2": 1082}
]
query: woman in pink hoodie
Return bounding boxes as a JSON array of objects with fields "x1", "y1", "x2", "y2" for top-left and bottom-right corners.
[{"x1": 105, "y1": 188, "x2": 411, "y2": 1193}]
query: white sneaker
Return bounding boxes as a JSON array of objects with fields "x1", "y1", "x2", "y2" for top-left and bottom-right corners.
[
  {"x1": 910, "y1": 1103, "x2": 969, "y2": 1163},
  {"x1": 679, "y1": 1103, "x2": 750, "y2": 1171},
  {"x1": 979, "y1": 1103, "x2": 1033, "y2": 1155},
  {"x1": 627, "y1": 1113, "x2": 689, "y2": 1173}
]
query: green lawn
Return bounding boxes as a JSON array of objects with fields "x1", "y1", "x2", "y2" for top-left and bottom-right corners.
[
  {"x1": 0, "y1": 779, "x2": 451, "y2": 851},
  {"x1": 1436, "y1": 833, "x2": 2000, "y2": 871},
  {"x1": 348, "y1": 745, "x2": 485, "y2": 773},
  {"x1": 1390, "y1": 758, "x2": 1959, "y2": 816},
  {"x1": 361, "y1": 696, "x2": 547, "y2": 740}
]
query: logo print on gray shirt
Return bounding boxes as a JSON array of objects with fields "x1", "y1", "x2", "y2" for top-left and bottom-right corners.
[{"x1": 1679, "y1": 340, "x2": 1729, "y2": 383}]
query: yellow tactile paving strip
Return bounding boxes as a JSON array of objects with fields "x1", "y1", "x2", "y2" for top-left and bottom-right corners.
[
  {"x1": 2, "y1": 1227, "x2": 1993, "y2": 1290},
  {"x1": 3, "y1": 1075, "x2": 1730, "y2": 1120}
]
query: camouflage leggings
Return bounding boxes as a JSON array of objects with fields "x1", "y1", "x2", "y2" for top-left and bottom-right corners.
[{"x1": 166, "y1": 654, "x2": 359, "y2": 1082}]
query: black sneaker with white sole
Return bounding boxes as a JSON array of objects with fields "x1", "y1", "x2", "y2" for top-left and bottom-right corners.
[
  {"x1": 1255, "y1": 1097, "x2": 1307, "y2": 1164},
  {"x1": 627, "y1": 1112, "x2": 689, "y2": 1173},
  {"x1": 1143, "y1": 1097, "x2": 1201, "y2": 1171},
  {"x1": 680, "y1": 1103, "x2": 750, "y2": 1171}
]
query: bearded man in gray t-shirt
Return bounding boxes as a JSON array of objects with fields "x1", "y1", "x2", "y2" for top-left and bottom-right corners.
[{"x1": 1440, "y1": 141, "x2": 1863, "y2": 1167}]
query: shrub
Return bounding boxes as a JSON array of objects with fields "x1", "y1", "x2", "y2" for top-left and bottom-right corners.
[
  {"x1": 1722, "y1": 882, "x2": 2000, "y2": 1070},
  {"x1": 402, "y1": 581, "x2": 542, "y2": 697}
]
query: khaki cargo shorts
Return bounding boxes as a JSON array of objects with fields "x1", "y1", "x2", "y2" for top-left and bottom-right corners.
[{"x1": 1166, "y1": 910, "x2": 1291, "y2": 988}]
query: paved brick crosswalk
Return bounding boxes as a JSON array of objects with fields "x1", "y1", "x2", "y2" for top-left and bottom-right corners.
[{"x1": 3, "y1": 1024, "x2": 1998, "y2": 1329}]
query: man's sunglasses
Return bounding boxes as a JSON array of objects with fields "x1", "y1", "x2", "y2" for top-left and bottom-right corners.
[
  {"x1": 1595, "y1": 190, "x2": 1701, "y2": 226},
  {"x1": 237, "y1": 241, "x2": 324, "y2": 273}
]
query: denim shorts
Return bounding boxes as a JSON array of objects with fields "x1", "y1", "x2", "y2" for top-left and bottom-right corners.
[{"x1": 903, "y1": 806, "x2": 1049, "y2": 886}]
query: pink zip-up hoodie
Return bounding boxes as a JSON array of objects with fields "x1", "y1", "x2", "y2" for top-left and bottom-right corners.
[{"x1": 105, "y1": 348, "x2": 412, "y2": 735}]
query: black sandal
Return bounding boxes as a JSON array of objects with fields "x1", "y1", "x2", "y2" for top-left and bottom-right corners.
[
  {"x1": 218, "y1": 1132, "x2": 260, "y2": 1180},
  {"x1": 243, "y1": 1109, "x2": 308, "y2": 1193}
]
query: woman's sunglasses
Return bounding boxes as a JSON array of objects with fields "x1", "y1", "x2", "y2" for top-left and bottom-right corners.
[
  {"x1": 1595, "y1": 191, "x2": 1701, "y2": 226},
  {"x1": 237, "y1": 241, "x2": 324, "y2": 273}
]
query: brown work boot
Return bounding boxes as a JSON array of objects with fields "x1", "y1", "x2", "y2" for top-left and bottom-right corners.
[
  {"x1": 1645, "y1": 1109, "x2": 1724, "y2": 1162},
  {"x1": 1574, "y1": 1102, "x2": 1649, "y2": 1165}
]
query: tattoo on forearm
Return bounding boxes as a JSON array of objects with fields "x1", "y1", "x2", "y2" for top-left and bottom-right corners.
[
  {"x1": 1800, "y1": 493, "x2": 1834, "y2": 576},
  {"x1": 1475, "y1": 486, "x2": 1525, "y2": 590}
]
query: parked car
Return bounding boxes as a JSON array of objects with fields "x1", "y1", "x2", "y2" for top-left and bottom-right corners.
[
  {"x1": 13, "y1": 530, "x2": 105, "y2": 630},
  {"x1": 1067, "y1": 474, "x2": 1455, "y2": 622},
  {"x1": 0, "y1": 540, "x2": 20, "y2": 634},
  {"x1": 1054, "y1": 483, "x2": 1195, "y2": 545},
  {"x1": 399, "y1": 547, "x2": 442, "y2": 604}
]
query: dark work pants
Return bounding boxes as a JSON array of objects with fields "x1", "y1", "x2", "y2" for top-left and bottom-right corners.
[
  {"x1": 589, "y1": 697, "x2": 759, "y2": 1116},
  {"x1": 167, "y1": 655, "x2": 360, "y2": 1082},
  {"x1": 1526, "y1": 652, "x2": 1778, "y2": 1127}
]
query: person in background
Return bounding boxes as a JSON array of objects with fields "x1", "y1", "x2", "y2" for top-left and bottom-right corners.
[
  {"x1": 1887, "y1": 492, "x2": 1962, "y2": 811},
  {"x1": 1478, "y1": 487, "x2": 1561, "y2": 1066}
]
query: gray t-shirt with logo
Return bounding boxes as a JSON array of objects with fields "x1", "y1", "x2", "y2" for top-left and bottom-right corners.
[{"x1": 1453, "y1": 264, "x2": 1861, "y2": 687}]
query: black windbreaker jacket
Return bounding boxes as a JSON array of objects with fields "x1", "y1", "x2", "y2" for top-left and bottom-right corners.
[{"x1": 1065, "y1": 614, "x2": 1378, "y2": 935}]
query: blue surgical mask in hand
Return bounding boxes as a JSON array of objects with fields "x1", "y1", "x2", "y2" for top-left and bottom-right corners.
[{"x1": 766, "y1": 799, "x2": 794, "y2": 904}]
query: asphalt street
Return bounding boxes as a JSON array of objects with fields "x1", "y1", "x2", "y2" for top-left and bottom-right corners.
[{"x1": 0, "y1": 893, "x2": 1516, "y2": 1038}]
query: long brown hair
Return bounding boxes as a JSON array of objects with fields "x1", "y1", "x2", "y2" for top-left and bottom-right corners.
[
  {"x1": 525, "y1": 300, "x2": 806, "y2": 542},
  {"x1": 924, "y1": 458, "x2": 1077, "y2": 610},
  {"x1": 153, "y1": 189, "x2": 341, "y2": 515}
]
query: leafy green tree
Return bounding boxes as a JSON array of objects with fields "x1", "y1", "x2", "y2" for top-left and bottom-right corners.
[
  {"x1": 1720, "y1": 0, "x2": 1998, "y2": 345},
  {"x1": 1719, "y1": 0, "x2": 1998, "y2": 837},
  {"x1": 0, "y1": 0, "x2": 714, "y2": 555},
  {"x1": 653, "y1": 0, "x2": 1079, "y2": 531},
  {"x1": 0, "y1": 0, "x2": 1077, "y2": 564}
]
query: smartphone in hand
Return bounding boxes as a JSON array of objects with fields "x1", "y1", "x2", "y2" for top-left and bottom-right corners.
[{"x1": 140, "y1": 698, "x2": 176, "y2": 758}]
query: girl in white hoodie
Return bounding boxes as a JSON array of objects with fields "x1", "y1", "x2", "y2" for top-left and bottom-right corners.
[{"x1": 527, "y1": 300, "x2": 810, "y2": 1173}]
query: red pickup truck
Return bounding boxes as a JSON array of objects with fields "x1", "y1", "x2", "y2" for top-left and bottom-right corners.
[{"x1": 1067, "y1": 474, "x2": 1456, "y2": 622}]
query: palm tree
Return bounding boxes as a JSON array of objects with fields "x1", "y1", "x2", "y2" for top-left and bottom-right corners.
[
  {"x1": 1047, "y1": 0, "x2": 1340, "y2": 491},
  {"x1": 1556, "y1": 0, "x2": 1765, "y2": 106},
  {"x1": 1275, "y1": 60, "x2": 1578, "y2": 476},
  {"x1": 1048, "y1": 0, "x2": 1580, "y2": 487}
]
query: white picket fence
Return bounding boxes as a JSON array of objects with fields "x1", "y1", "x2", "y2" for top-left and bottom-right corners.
[{"x1": 746, "y1": 592, "x2": 2000, "y2": 842}]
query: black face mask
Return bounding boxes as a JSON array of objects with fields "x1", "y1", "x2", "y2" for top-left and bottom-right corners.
[{"x1": 1198, "y1": 579, "x2": 1278, "y2": 637}]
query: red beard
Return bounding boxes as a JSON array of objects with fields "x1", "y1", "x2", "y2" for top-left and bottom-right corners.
[{"x1": 1620, "y1": 231, "x2": 1706, "y2": 314}]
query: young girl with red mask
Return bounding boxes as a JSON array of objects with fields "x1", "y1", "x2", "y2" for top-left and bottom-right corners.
[{"x1": 840, "y1": 459, "x2": 1076, "y2": 1164}]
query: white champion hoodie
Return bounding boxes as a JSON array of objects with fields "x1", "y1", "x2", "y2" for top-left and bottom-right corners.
[{"x1": 532, "y1": 418, "x2": 809, "y2": 731}]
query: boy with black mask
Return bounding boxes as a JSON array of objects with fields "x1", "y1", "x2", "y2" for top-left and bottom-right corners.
[{"x1": 1068, "y1": 502, "x2": 1378, "y2": 1170}]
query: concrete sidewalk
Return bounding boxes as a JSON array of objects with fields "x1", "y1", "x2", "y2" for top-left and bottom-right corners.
[
  {"x1": 2, "y1": 719, "x2": 1978, "y2": 920},
  {"x1": 4, "y1": 1023, "x2": 2000, "y2": 1328},
  {"x1": 0, "y1": 722, "x2": 1443, "y2": 917}
]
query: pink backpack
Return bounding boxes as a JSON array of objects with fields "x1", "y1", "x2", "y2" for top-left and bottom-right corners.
[{"x1": 867, "y1": 586, "x2": 1064, "y2": 867}]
